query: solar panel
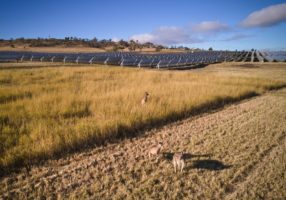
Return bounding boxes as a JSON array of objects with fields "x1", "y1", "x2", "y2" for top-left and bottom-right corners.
[{"x1": 0, "y1": 50, "x2": 266, "y2": 69}]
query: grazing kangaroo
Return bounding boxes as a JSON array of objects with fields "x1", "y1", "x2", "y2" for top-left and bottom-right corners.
[
  {"x1": 141, "y1": 92, "x2": 150, "y2": 105},
  {"x1": 173, "y1": 152, "x2": 185, "y2": 173},
  {"x1": 148, "y1": 142, "x2": 163, "y2": 162}
]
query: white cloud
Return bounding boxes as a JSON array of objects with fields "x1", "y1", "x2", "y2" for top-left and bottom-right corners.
[
  {"x1": 192, "y1": 21, "x2": 230, "y2": 33},
  {"x1": 130, "y1": 33, "x2": 155, "y2": 43},
  {"x1": 111, "y1": 37, "x2": 120, "y2": 42},
  {"x1": 240, "y1": 3, "x2": 286, "y2": 28},
  {"x1": 222, "y1": 33, "x2": 254, "y2": 41},
  {"x1": 129, "y1": 21, "x2": 233, "y2": 45},
  {"x1": 130, "y1": 26, "x2": 203, "y2": 45},
  {"x1": 153, "y1": 26, "x2": 197, "y2": 44}
]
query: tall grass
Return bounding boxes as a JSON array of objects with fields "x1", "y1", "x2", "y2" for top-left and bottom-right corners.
[{"x1": 0, "y1": 65, "x2": 285, "y2": 171}]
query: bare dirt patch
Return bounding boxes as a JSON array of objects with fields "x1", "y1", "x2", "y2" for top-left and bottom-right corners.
[{"x1": 1, "y1": 88, "x2": 285, "y2": 199}]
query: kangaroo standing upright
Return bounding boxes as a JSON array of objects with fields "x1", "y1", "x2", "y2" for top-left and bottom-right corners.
[
  {"x1": 141, "y1": 92, "x2": 150, "y2": 105},
  {"x1": 172, "y1": 152, "x2": 185, "y2": 173}
]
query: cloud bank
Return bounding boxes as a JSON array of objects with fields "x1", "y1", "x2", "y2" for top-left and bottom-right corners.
[
  {"x1": 221, "y1": 34, "x2": 254, "y2": 42},
  {"x1": 240, "y1": 3, "x2": 286, "y2": 28},
  {"x1": 130, "y1": 2, "x2": 286, "y2": 46},
  {"x1": 192, "y1": 21, "x2": 230, "y2": 33},
  {"x1": 130, "y1": 26, "x2": 203, "y2": 45},
  {"x1": 130, "y1": 21, "x2": 229, "y2": 45}
]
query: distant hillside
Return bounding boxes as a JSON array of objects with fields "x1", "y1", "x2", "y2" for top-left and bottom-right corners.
[{"x1": 0, "y1": 38, "x2": 196, "y2": 53}]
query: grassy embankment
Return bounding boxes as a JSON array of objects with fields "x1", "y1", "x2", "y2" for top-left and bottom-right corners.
[{"x1": 0, "y1": 63, "x2": 285, "y2": 172}]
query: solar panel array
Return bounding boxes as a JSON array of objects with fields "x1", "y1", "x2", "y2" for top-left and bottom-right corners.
[{"x1": 0, "y1": 50, "x2": 269, "y2": 69}]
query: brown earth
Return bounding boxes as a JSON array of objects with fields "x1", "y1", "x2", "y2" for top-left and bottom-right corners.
[{"x1": 1, "y1": 86, "x2": 285, "y2": 199}]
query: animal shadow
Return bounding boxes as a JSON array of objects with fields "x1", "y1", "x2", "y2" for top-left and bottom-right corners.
[
  {"x1": 162, "y1": 152, "x2": 231, "y2": 171},
  {"x1": 191, "y1": 159, "x2": 232, "y2": 170}
]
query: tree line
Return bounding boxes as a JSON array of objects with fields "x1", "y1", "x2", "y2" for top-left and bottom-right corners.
[{"x1": 0, "y1": 37, "x2": 175, "y2": 52}]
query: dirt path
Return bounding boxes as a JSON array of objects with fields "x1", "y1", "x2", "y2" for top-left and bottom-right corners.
[{"x1": 1, "y1": 89, "x2": 286, "y2": 200}]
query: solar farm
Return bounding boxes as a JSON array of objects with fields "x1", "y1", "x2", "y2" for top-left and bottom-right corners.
[
  {"x1": 2, "y1": 0, "x2": 286, "y2": 198},
  {"x1": 0, "y1": 50, "x2": 270, "y2": 69}
]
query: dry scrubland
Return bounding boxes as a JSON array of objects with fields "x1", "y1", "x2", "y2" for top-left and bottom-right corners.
[
  {"x1": 0, "y1": 63, "x2": 286, "y2": 174},
  {"x1": 0, "y1": 63, "x2": 285, "y2": 199},
  {"x1": 0, "y1": 46, "x2": 106, "y2": 53}
]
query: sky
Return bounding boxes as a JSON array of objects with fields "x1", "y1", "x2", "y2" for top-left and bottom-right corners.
[{"x1": 0, "y1": 0, "x2": 286, "y2": 50}]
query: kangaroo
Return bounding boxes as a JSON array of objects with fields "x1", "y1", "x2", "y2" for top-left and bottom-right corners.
[
  {"x1": 173, "y1": 152, "x2": 185, "y2": 173},
  {"x1": 141, "y1": 92, "x2": 150, "y2": 105},
  {"x1": 148, "y1": 142, "x2": 163, "y2": 162}
]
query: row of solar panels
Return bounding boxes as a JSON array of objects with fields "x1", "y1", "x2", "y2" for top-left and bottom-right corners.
[{"x1": 0, "y1": 51, "x2": 265, "y2": 68}]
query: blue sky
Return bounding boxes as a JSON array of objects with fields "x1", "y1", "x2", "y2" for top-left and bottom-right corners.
[{"x1": 0, "y1": 0, "x2": 286, "y2": 50}]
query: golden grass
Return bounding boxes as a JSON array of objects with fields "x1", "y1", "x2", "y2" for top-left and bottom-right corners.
[
  {"x1": 0, "y1": 46, "x2": 106, "y2": 53},
  {"x1": 0, "y1": 63, "x2": 285, "y2": 171}
]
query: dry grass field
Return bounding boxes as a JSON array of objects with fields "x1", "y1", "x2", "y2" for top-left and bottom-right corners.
[
  {"x1": 0, "y1": 46, "x2": 106, "y2": 53},
  {"x1": 0, "y1": 62, "x2": 286, "y2": 199}
]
